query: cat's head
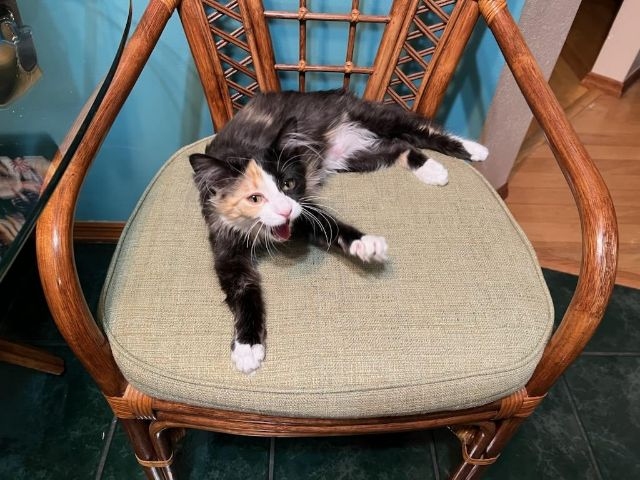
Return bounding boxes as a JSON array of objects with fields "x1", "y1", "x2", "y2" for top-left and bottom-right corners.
[{"x1": 189, "y1": 122, "x2": 306, "y2": 242}]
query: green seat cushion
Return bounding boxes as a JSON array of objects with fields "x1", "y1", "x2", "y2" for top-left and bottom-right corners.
[{"x1": 99, "y1": 137, "x2": 553, "y2": 419}]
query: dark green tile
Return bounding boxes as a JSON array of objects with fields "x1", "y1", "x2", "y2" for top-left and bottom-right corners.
[
  {"x1": 73, "y1": 243, "x2": 116, "y2": 314},
  {"x1": 99, "y1": 420, "x2": 146, "y2": 480},
  {"x1": 433, "y1": 381, "x2": 599, "y2": 479},
  {"x1": 0, "y1": 347, "x2": 113, "y2": 479},
  {"x1": 582, "y1": 282, "x2": 640, "y2": 353},
  {"x1": 543, "y1": 269, "x2": 640, "y2": 353},
  {"x1": 542, "y1": 269, "x2": 577, "y2": 328},
  {"x1": 101, "y1": 426, "x2": 270, "y2": 480},
  {"x1": 0, "y1": 242, "x2": 115, "y2": 346},
  {"x1": 0, "y1": 295, "x2": 64, "y2": 346},
  {"x1": 565, "y1": 356, "x2": 640, "y2": 479},
  {"x1": 274, "y1": 432, "x2": 435, "y2": 480},
  {"x1": 175, "y1": 430, "x2": 270, "y2": 479},
  {"x1": 0, "y1": 243, "x2": 64, "y2": 346}
]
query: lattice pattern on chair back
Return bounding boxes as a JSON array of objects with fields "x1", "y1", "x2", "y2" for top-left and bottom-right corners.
[
  {"x1": 383, "y1": 0, "x2": 458, "y2": 109},
  {"x1": 201, "y1": 1, "x2": 260, "y2": 111},
  {"x1": 179, "y1": 0, "x2": 473, "y2": 130}
]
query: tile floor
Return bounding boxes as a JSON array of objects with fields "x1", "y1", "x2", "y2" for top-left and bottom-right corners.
[{"x1": 0, "y1": 243, "x2": 638, "y2": 480}]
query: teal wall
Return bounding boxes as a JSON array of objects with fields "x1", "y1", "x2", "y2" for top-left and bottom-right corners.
[{"x1": 4, "y1": 0, "x2": 524, "y2": 221}]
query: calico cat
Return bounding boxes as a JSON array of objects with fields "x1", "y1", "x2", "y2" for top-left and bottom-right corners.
[{"x1": 189, "y1": 89, "x2": 488, "y2": 374}]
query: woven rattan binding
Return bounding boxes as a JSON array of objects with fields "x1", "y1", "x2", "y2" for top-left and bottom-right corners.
[
  {"x1": 105, "y1": 384, "x2": 155, "y2": 420},
  {"x1": 477, "y1": 0, "x2": 506, "y2": 25},
  {"x1": 451, "y1": 423, "x2": 499, "y2": 466},
  {"x1": 461, "y1": 443, "x2": 498, "y2": 466},
  {"x1": 136, "y1": 453, "x2": 174, "y2": 468},
  {"x1": 451, "y1": 388, "x2": 547, "y2": 466},
  {"x1": 494, "y1": 387, "x2": 546, "y2": 420}
]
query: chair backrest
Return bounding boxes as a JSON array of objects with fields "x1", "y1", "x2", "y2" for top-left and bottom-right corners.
[{"x1": 178, "y1": 0, "x2": 479, "y2": 130}]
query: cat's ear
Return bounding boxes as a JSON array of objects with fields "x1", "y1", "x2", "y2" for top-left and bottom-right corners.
[
  {"x1": 271, "y1": 117, "x2": 298, "y2": 150},
  {"x1": 189, "y1": 152, "x2": 243, "y2": 192},
  {"x1": 189, "y1": 153, "x2": 218, "y2": 173}
]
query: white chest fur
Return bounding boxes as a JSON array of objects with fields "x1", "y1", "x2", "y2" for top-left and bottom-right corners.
[{"x1": 324, "y1": 122, "x2": 379, "y2": 171}]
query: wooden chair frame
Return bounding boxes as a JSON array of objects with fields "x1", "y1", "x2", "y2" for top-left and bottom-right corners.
[{"x1": 36, "y1": 1, "x2": 618, "y2": 478}]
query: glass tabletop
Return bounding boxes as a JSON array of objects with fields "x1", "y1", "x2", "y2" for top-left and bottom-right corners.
[{"x1": 0, "y1": 0, "x2": 131, "y2": 281}]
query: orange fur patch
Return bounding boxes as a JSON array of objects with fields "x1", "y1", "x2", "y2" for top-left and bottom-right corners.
[
  {"x1": 217, "y1": 160, "x2": 265, "y2": 220},
  {"x1": 396, "y1": 149, "x2": 411, "y2": 169}
]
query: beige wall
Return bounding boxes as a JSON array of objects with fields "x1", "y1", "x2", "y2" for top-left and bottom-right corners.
[
  {"x1": 478, "y1": 0, "x2": 581, "y2": 188},
  {"x1": 591, "y1": 0, "x2": 640, "y2": 82}
]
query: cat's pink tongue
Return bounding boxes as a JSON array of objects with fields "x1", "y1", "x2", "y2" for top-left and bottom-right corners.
[{"x1": 273, "y1": 222, "x2": 291, "y2": 241}]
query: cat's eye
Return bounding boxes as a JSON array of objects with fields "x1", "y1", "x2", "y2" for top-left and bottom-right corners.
[
  {"x1": 282, "y1": 179, "x2": 296, "y2": 191},
  {"x1": 248, "y1": 194, "x2": 264, "y2": 204}
]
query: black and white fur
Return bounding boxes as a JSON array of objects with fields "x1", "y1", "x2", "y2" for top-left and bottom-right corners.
[{"x1": 189, "y1": 90, "x2": 488, "y2": 373}]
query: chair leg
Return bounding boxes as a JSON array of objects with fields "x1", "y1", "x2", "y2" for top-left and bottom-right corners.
[
  {"x1": 149, "y1": 421, "x2": 179, "y2": 480},
  {"x1": 448, "y1": 417, "x2": 526, "y2": 480},
  {"x1": 120, "y1": 418, "x2": 173, "y2": 480}
]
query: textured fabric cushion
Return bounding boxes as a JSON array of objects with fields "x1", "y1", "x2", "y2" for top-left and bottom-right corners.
[{"x1": 99, "y1": 136, "x2": 553, "y2": 419}]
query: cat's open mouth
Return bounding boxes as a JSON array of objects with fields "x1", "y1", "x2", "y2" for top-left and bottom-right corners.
[{"x1": 271, "y1": 221, "x2": 291, "y2": 241}]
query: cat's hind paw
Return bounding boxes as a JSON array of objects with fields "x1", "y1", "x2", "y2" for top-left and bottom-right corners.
[
  {"x1": 349, "y1": 235, "x2": 388, "y2": 263},
  {"x1": 231, "y1": 341, "x2": 265, "y2": 374},
  {"x1": 460, "y1": 139, "x2": 489, "y2": 162},
  {"x1": 414, "y1": 159, "x2": 449, "y2": 186}
]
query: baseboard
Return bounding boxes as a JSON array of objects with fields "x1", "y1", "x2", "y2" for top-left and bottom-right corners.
[
  {"x1": 74, "y1": 221, "x2": 125, "y2": 243},
  {"x1": 497, "y1": 182, "x2": 509, "y2": 200},
  {"x1": 582, "y1": 72, "x2": 623, "y2": 97},
  {"x1": 582, "y1": 70, "x2": 640, "y2": 97}
]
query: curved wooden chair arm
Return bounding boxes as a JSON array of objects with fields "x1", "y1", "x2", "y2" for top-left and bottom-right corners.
[
  {"x1": 36, "y1": 0, "x2": 180, "y2": 398},
  {"x1": 477, "y1": 1, "x2": 618, "y2": 396}
]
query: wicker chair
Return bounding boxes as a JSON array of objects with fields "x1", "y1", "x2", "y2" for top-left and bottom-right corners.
[{"x1": 36, "y1": 1, "x2": 618, "y2": 479}]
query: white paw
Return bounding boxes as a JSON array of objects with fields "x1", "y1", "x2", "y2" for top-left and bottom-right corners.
[
  {"x1": 231, "y1": 341, "x2": 265, "y2": 374},
  {"x1": 460, "y1": 139, "x2": 489, "y2": 161},
  {"x1": 414, "y1": 159, "x2": 449, "y2": 186},
  {"x1": 349, "y1": 235, "x2": 388, "y2": 263}
]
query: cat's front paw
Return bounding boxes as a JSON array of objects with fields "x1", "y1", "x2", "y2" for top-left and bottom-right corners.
[
  {"x1": 414, "y1": 159, "x2": 449, "y2": 186},
  {"x1": 349, "y1": 235, "x2": 388, "y2": 263},
  {"x1": 460, "y1": 139, "x2": 489, "y2": 161},
  {"x1": 231, "y1": 341, "x2": 265, "y2": 374}
]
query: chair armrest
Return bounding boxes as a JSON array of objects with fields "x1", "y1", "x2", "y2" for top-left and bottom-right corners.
[
  {"x1": 36, "y1": 0, "x2": 178, "y2": 397},
  {"x1": 479, "y1": 0, "x2": 618, "y2": 395}
]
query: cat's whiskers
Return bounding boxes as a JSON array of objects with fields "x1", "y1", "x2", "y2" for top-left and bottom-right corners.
[
  {"x1": 264, "y1": 230, "x2": 278, "y2": 259},
  {"x1": 277, "y1": 132, "x2": 325, "y2": 173},
  {"x1": 196, "y1": 173, "x2": 215, "y2": 194},
  {"x1": 299, "y1": 196, "x2": 339, "y2": 214},
  {"x1": 285, "y1": 132, "x2": 321, "y2": 154},
  {"x1": 301, "y1": 204, "x2": 339, "y2": 246},
  {"x1": 301, "y1": 207, "x2": 336, "y2": 248},
  {"x1": 279, "y1": 152, "x2": 310, "y2": 173},
  {"x1": 301, "y1": 202, "x2": 337, "y2": 226},
  {"x1": 226, "y1": 163, "x2": 252, "y2": 180},
  {"x1": 299, "y1": 209, "x2": 321, "y2": 239},
  {"x1": 226, "y1": 156, "x2": 252, "y2": 162},
  {"x1": 301, "y1": 210, "x2": 330, "y2": 247},
  {"x1": 300, "y1": 198, "x2": 343, "y2": 241},
  {"x1": 244, "y1": 219, "x2": 262, "y2": 248},
  {"x1": 250, "y1": 223, "x2": 264, "y2": 261},
  {"x1": 278, "y1": 136, "x2": 302, "y2": 171}
]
